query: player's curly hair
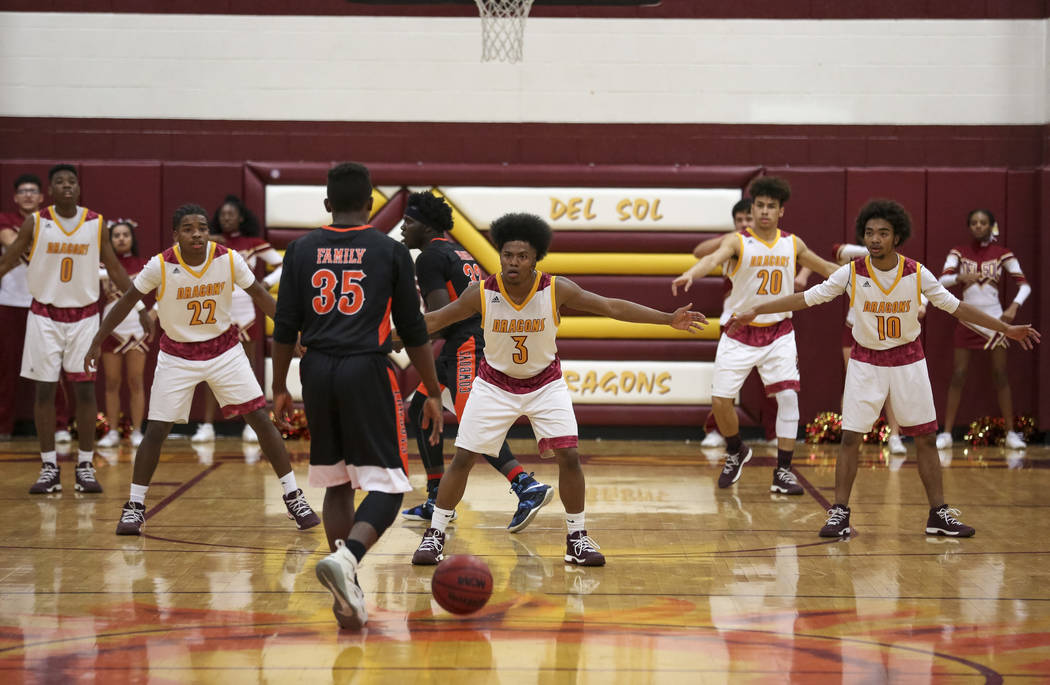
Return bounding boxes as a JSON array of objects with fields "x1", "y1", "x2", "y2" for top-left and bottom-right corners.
[
  {"x1": 855, "y1": 199, "x2": 912, "y2": 246},
  {"x1": 489, "y1": 213, "x2": 552, "y2": 261},
  {"x1": 172, "y1": 203, "x2": 209, "y2": 231},
  {"x1": 748, "y1": 176, "x2": 791, "y2": 205},
  {"x1": 405, "y1": 191, "x2": 454, "y2": 234},
  {"x1": 211, "y1": 194, "x2": 261, "y2": 237}
]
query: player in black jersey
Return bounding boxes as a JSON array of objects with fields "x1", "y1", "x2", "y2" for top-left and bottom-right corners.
[
  {"x1": 271, "y1": 162, "x2": 444, "y2": 631},
  {"x1": 399, "y1": 191, "x2": 553, "y2": 532}
]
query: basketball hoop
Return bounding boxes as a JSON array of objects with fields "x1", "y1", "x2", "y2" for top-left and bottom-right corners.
[{"x1": 475, "y1": 0, "x2": 535, "y2": 63}]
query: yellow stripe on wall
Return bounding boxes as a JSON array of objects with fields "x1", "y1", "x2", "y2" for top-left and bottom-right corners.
[{"x1": 558, "y1": 316, "x2": 720, "y2": 339}]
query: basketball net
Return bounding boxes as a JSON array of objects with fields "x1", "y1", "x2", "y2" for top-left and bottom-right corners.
[{"x1": 475, "y1": 0, "x2": 536, "y2": 63}]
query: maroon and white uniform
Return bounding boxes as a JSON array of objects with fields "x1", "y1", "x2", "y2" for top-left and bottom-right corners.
[
  {"x1": 712, "y1": 228, "x2": 800, "y2": 398},
  {"x1": 133, "y1": 242, "x2": 263, "y2": 423},
  {"x1": 220, "y1": 233, "x2": 283, "y2": 340},
  {"x1": 21, "y1": 206, "x2": 103, "y2": 382},
  {"x1": 100, "y1": 253, "x2": 150, "y2": 354},
  {"x1": 454, "y1": 271, "x2": 577, "y2": 457},
  {"x1": 940, "y1": 241, "x2": 1030, "y2": 349},
  {"x1": 805, "y1": 255, "x2": 960, "y2": 435}
]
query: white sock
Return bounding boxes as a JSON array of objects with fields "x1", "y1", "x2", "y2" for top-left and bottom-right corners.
[
  {"x1": 78, "y1": 450, "x2": 94, "y2": 466},
  {"x1": 41, "y1": 451, "x2": 57, "y2": 466},
  {"x1": 566, "y1": 512, "x2": 586, "y2": 534},
  {"x1": 129, "y1": 483, "x2": 148, "y2": 505},
  {"x1": 278, "y1": 471, "x2": 298, "y2": 496},
  {"x1": 431, "y1": 506, "x2": 455, "y2": 533}
]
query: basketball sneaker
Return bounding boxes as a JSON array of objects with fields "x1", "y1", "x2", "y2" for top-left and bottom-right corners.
[
  {"x1": 820, "y1": 504, "x2": 851, "y2": 537},
  {"x1": 130, "y1": 429, "x2": 144, "y2": 448},
  {"x1": 54, "y1": 430, "x2": 72, "y2": 443},
  {"x1": 565, "y1": 531, "x2": 605, "y2": 566},
  {"x1": 241, "y1": 424, "x2": 258, "y2": 442},
  {"x1": 283, "y1": 489, "x2": 321, "y2": 530},
  {"x1": 925, "y1": 505, "x2": 975, "y2": 537},
  {"x1": 717, "y1": 445, "x2": 752, "y2": 488},
  {"x1": 507, "y1": 473, "x2": 553, "y2": 533},
  {"x1": 29, "y1": 463, "x2": 61, "y2": 494},
  {"x1": 412, "y1": 528, "x2": 446, "y2": 565},
  {"x1": 887, "y1": 434, "x2": 906, "y2": 455},
  {"x1": 935, "y1": 432, "x2": 952, "y2": 450},
  {"x1": 97, "y1": 429, "x2": 121, "y2": 448},
  {"x1": 75, "y1": 461, "x2": 103, "y2": 493},
  {"x1": 191, "y1": 423, "x2": 215, "y2": 443},
  {"x1": 401, "y1": 498, "x2": 458, "y2": 523},
  {"x1": 1004, "y1": 431, "x2": 1026, "y2": 450},
  {"x1": 116, "y1": 501, "x2": 146, "y2": 535},
  {"x1": 770, "y1": 467, "x2": 803, "y2": 495},
  {"x1": 700, "y1": 429, "x2": 726, "y2": 448},
  {"x1": 315, "y1": 539, "x2": 368, "y2": 630}
]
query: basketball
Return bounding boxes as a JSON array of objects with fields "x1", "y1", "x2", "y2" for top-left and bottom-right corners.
[{"x1": 431, "y1": 555, "x2": 493, "y2": 615}]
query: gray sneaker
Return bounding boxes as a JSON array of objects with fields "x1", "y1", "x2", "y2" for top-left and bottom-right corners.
[{"x1": 315, "y1": 539, "x2": 368, "y2": 630}]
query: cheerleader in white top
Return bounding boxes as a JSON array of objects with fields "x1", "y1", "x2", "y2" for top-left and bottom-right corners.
[
  {"x1": 730, "y1": 200, "x2": 1040, "y2": 540},
  {"x1": 935, "y1": 209, "x2": 1032, "y2": 451},
  {"x1": 411, "y1": 213, "x2": 708, "y2": 568}
]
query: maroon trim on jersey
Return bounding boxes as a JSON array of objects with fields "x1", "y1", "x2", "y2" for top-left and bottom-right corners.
[
  {"x1": 163, "y1": 243, "x2": 227, "y2": 264},
  {"x1": 65, "y1": 370, "x2": 96, "y2": 382},
  {"x1": 853, "y1": 256, "x2": 869, "y2": 277},
  {"x1": 538, "y1": 436, "x2": 578, "y2": 452},
  {"x1": 484, "y1": 274, "x2": 500, "y2": 292},
  {"x1": 30, "y1": 300, "x2": 99, "y2": 323},
  {"x1": 900, "y1": 420, "x2": 938, "y2": 437},
  {"x1": 900, "y1": 257, "x2": 919, "y2": 277},
  {"x1": 849, "y1": 339, "x2": 925, "y2": 367},
  {"x1": 83, "y1": 209, "x2": 100, "y2": 222},
  {"x1": 725, "y1": 318, "x2": 793, "y2": 347},
  {"x1": 221, "y1": 395, "x2": 266, "y2": 419},
  {"x1": 159, "y1": 326, "x2": 240, "y2": 360},
  {"x1": 38, "y1": 207, "x2": 54, "y2": 221},
  {"x1": 764, "y1": 380, "x2": 800, "y2": 395},
  {"x1": 478, "y1": 356, "x2": 562, "y2": 395}
]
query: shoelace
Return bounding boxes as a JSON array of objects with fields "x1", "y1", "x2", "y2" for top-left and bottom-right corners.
[
  {"x1": 571, "y1": 535, "x2": 600, "y2": 556},
  {"x1": 76, "y1": 465, "x2": 98, "y2": 483},
  {"x1": 121, "y1": 505, "x2": 144, "y2": 524},
  {"x1": 825, "y1": 507, "x2": 848, "y2": 525},
  {"x1": 285, "y1": 491, "x2": 313, "y2": 517},
  {"x1": 722, "y1": 452, "x2": 742, "y2": 473},
  {"x1": 937, "y1": 507, "x2": 962, "y2": 525},
  {"x1": 417, "y1": 531, "x2": 444, "y2": 552},
  {"x1": 36, "y1": 465, "x2": 59, "y2": 483},
  {"x1": 776, "y1": 468, "x2": 799, "y2": 485}
]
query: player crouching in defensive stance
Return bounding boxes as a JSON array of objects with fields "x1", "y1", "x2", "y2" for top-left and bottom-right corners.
[
  {"x1": 411, "y1": 212, "x2": 708, "y2": 567},
  {"x1": 729, "y1": 199, "x2": 1039, "y2": 538},
  {"x1": 85, "y1": 204, "x2": 320, "y2": 535}
]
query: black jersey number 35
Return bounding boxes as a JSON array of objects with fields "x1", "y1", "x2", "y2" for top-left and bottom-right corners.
[{"x1": 311, "y1": 268, "x2": 365, "y2": 315}]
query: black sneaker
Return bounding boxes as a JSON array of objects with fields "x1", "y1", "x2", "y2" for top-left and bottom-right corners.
[
  {"x1": 29, "y1": 463, "x2": 61, "y2": 494},
  {"x1": 565, "y1": 530, "x2": 605, "y2": 566},
  {"x1": 925, "y1": 505, "x2": 975, "y2": 537},
  {"x1": 74, "y1": 461, "x2": 103, "y2": 493},
  {"x1": 717, "y1": 445, "x2": 752, "y2": 488},
  {"x1": 820, "y1": 504, "x2": 852, "y2": 537},
  {"x1": 507, "y1": 473, "x2": 554, "y2": 533},
  {"x1": 412, "y1": 527, "x2": 446, "y2": 565},
  {"x1": 116, "y1": 501, "x2": 146, "y2": 535},
  {"x1": 283, "y1": 488, "x2": 321, "y2": 530},
  {"x1": 770, "y1": 467, "x2": 803, "y2": 495}
]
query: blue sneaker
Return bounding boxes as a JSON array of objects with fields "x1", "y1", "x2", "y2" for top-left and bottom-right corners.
[
  {"x1": 507, "y1": 474, "x2": 554, "y2": 533},
  {"x1": 401, "y1": 497, "x2": 457, "y2": 523}
]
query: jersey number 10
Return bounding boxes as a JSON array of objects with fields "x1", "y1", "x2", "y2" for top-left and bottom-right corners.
[{"x1": 875, "y1": 315, "x2": 902, "y2": 340}]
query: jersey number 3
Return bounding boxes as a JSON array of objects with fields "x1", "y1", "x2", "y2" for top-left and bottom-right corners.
[{"x1": 312, "y1": 269, "x2": 365, "y2": 315}]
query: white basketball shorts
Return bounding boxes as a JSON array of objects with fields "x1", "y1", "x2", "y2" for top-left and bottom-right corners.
[
  {"x1": 711, "y1": 331, "x2": 799, "y2": 399},
  {"x1": 21, "y1": 310, "x2": 99, "y2": 383},
  {"x1": 842, "y1": 357, "x2": 937, "y2": 436},
  {"x1": 455, "y1": 375, "x2": 578, "y2": 457},
  {"x1": 148, "y1": 344, "x2": 264, "y2": 424}
]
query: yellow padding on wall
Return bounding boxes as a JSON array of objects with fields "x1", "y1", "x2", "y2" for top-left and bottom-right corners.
[
  {"x1": 369, "y1": 189, "x2": 388, "y2": 217},
  {"x1": 434, "y1": 189, "x2": 720, "y2": 276},
  {"x1": 558, "y1": 317, "x2": 720, "y2": 339}
]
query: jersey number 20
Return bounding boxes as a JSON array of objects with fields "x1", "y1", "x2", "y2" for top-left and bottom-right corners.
[{"x1": 312, "y1": 269, "x2": 365, "y2": 315}]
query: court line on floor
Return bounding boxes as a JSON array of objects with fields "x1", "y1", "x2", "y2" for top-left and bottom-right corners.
[{"x1": 143, "y1": 463, "x2": 222, "y2": 522}]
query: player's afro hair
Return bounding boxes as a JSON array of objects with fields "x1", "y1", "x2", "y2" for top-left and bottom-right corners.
[
  {"x1": 489, "y1": 213, "x2": 552, "y2": 261},
  {"x1": 748, "y1": 176, "x2": 791, "y2": 205},
  {"x1": 172, "y1": 203, "x2": 209, "y2": 231},
  {"x1": 855, "y1": 199, "x2": 912, "y2": 246},
  {"x1": 405, "y1": 191, "x2": 454, "y2": 234}
]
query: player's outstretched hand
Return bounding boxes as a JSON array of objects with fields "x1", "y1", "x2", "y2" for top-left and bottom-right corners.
[
  {"x1": 670, "y1": 273, "x2": 693, "y2": 296},
  {"x1": 670, "y1": 303, "x2": 708, "y2": 333},
  {"x1": 726, "y1": 308, "x2": 758, "y2": 335},
  {"x1": 272, "y1": 390, "x2": 294, "y2": 431},
  {"x1": 420, "y1": 396, "x2": 444, "y2": 446},
  {"x1": 1004, "y1": 324, "x2": 1040, "y2": 351}
]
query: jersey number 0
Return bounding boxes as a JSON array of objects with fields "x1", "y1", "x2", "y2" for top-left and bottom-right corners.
[{"x1": 312, "y1": 269, "x2": 365, "y2": 315}]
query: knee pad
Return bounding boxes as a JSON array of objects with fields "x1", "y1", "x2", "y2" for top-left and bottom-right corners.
[
  {"x1": 355, "y1": 491, "x2": 404, "y2": 535},
  {"x1": 774, "y1": 389, "x2": 799, "y2": 439}
]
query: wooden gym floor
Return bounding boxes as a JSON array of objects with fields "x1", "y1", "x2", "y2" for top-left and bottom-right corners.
[{"x1": 1, "y1": 435, "x2": 1048, "y2": 684}]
